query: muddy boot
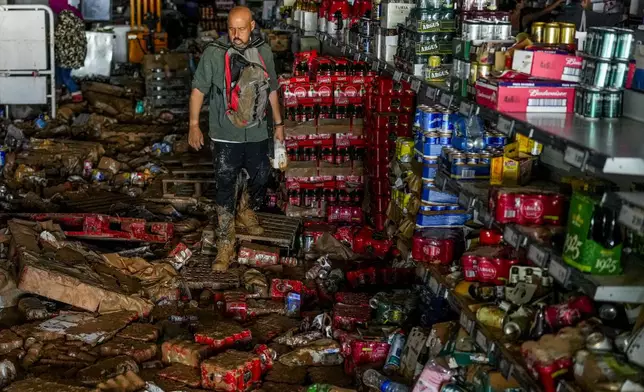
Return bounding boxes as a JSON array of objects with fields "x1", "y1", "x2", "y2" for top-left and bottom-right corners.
[
  {"x1": 236, "y1": 190, "x2": 264, "y2": 235},
  {"x1": 213, "y1": 206, "x2": 236, "y2": 272}
]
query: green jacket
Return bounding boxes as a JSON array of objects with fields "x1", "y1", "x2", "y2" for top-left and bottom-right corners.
[{"x1": 192, "y1": 37, "x2": 279, "y2": 142}]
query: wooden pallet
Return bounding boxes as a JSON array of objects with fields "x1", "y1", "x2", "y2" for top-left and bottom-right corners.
[
  {"x1": 180, "y1": 256, "x2": 241, "y2": 290},
  {"x1": 162, "y1": 178, "x2": 216, "y2": 198},
  {"x1": 236, "y1": 212, "x2": 301, "y2": 249}
]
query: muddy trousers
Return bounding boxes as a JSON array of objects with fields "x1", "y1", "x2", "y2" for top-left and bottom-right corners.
[{"x1": 212, "y1": 139, "x2": 271, "y2": 214}]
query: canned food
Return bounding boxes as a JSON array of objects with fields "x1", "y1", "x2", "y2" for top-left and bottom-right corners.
[
  {"x1": 476, "y1": 306, "x2": 506, "y2": 329},
  {"x1": 595, "y1": 28, "x2": 617, "y2": 59},
  {"x1": 614, "y1": 28, "x2": 634, "y2": 60},
  {"x1": 559, "y1": 22, "x2": 576, "y2": 44},
  {"x1": 466, "y1": 153, "x2": 479, "y2": 164},
  {"x1": 424, "y1": 131, "x2": 440, "y2": 144},
  {"x1": 583, "y1": 87, "x2": 602, "y2": 120},
  {"x1": 438, "y1": 133, "x2": 452, "y2": 145},
  {"x1": 602, "y1": 88, "x2": 622, "y2": 119},
  {"x1": 544, "y1": 22, "x2": 560, "y2": 44},
  {"x1": 609, "y1": 61, "x2": 628, "y2": 89},
  {"x1": 441, "y1": 110, "x2": 454, "y2": 133},
  {"x1": 451, "y1": 153, "x2": 466, "y2": 165},
  {"x1": 532, "y1": 22, "x2": 545, "y2": 43}
]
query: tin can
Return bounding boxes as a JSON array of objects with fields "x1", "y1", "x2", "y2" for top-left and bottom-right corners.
[
  {"x1": 574, "y1": 86, "x2": 584, "y2": 116},
  {"x1": 480, "y1": 22, "x2": 494, "y2": 40},
  {"x1": 82, "y1": 160, "x2": 93, "y2": 178},
  {"x1": 0, "y1": 148, "x2": 5, "y2": 168},
  {"x1": 586, "y1": 59, "x2": 610, "y2": 88},
  {"x1": 441, "y1": 110, "x2": 454, "y2": 133},
  {"x1": 583, "y1": 88, "x2": 602, "y2": 120},
  {"x1": 586, "y1": 332, "x2": 613, "y2": 352},
  {"x1": 609, "y1": 61, "x2": 628, "y2": 89},
  {"x1": 421, "y1": 107, "x2": 432, "y2": 131},
  {"x1": 596, "y1": 28, "x2": 617, "y2": 59},
  {"x1": 414, "y1": 105, "x2": 426, "y2": 127},
  {"x1": 466, "y1": 20, "x2": 481, "y2": 40},
  {"x1": 438, "y1": 133, "x2": 452, "y2": 145},
  {"x1": 430, "y1": 205, "x2": 446, "y2": 211},
  {"x1": 614, "y1": 28, "x2": 634, "y2": 60},
  {"x1": 469, "y1": 61, "x2": 479, "y2": 84},
  {"x1": 532, "y1": 22, "x2": 545, "y2": 43},
  {"x1": 427, "y1": 109, "x2": 443, "y2": 132},
  {"x1": 425, "y1": 131, "x2": 439, "y2": 144},
  {"x1": 602, "y1": 88, "x2": 622, "y2": 119},
  {"x1": 280, "y1": 256, "x2": 299, "y2": 266},
  {"x1": 466, "y1": 153, "x2": 479, "y2": 164},
  {"x1": 451, "y1": 153, "x2": 466, "y2": 165},
  {"x1": 559, "y1": 23, "x2": 576, "y2": 44},
  {"x1": 429, "y1": 55, "x2": 442, "y2": 68},
  {"x1": 478, "y1": 63, "x2": 491, "y2": 79},
  {"x1": 544, "y1": 22, "x2": 560, "y2": 44},
  {"x1": 585, "y1": 28, "x2": 598, "y2": 54},
  {"x1": 476, "y1": 306, "x2": 506, "y2": 329},
  {"x1": 384, "y1": 331, "x2": 405, "y2": 373},
  {"x1": 478, "y1": 151, "x2": 491, "y2": 165},
  {"x1": 495, "y1": 22, "x2": 512, "y2": 40},
  {"x1": 424, "y1": 156, "x2": 438, "y2": 165},
  {"x1": 398, "y1": 138, "x2": 414, "y2": 162}
]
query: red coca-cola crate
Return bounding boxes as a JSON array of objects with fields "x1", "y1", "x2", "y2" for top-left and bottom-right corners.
[
  {"x1": 367, "y1": 127, "x2": 395, "y2": 146},
  {"x1": 367, "y1": 146, "x2": 392, "y2": 163},
  {"x1": 373, "y1": 78, "x2": 414, "y2": 96},
  {"x1": 327, "y1": 205, "x2": 363, "y2": 224},
  {"x1": 460, "y1": 246, "x2": 520, "y2": 285},
  {"x1": 332, "y1": 303, "x2": 371, "y2": 331},
  {"x1": 373, "y1": 213, "x2": 387, "y2": 232},
  {"x1": 194, "y1": 323, "x2": 252, "y2": 351},
  {"x1": 371, "y1": 113, "x2": 412, "y2": 132},
  {"x1": 412, "y1": 228, "x2": 464, "y2": 264},
  {"x1": 333, "y1": 225, "x2": 357, "y2": 248},
  {"x1": 372, "y1": 96, "x2": 414, "y2": 113},
  {"x1": 200, "y1": 350, "x2": 262, "y2": 391},
  {"x1": 370, "y1": 179, "x2": 391, "y2": 196},
  {"x1": 371, "y1": 195, "x2": 390, "y2": 214},
  {"x1": 353, "y1": 226, "x2": 393, "y2": 257},
  {"x1": 367, "y1": 163, "x2": 389, "y2": 179},
  {"x1": 334, "y1": 292, "x2": 371, "y2": 306},
  {"x1": 161, "y1": 339, "x2": 214, "y2": 367}
]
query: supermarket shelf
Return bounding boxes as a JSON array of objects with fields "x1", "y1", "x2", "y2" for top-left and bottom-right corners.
[
  {"x1": 434, "y1": 171, "x2": 644, "y2": 304},
  {"x1": 603, "y1": 192, "x2": 644, "y2": 235},
  {"x1": 417, "y1": 264, "x2": 542, "y2": 392},
  {"x1": 317, "y1": 32, "x2": 644, "y2": 176}
]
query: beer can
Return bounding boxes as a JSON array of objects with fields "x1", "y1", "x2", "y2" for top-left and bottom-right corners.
[
  {"x1": 451, "y1": 152, "x2": 466, "y2": 165},
  {"x1": 495, "y1": 22, "x2": 512, "y2": 40},
  {"x1": 441, "y1": 110, "x2": 454, "y2": 133},
  {"x1": 466, "y1": 153, "x2": 479, "y2": 164},
  {"x1": 592, "y1": 59, "x2": 611, "y2": 88},
  {"x1": 421, "y1": 107, "x2": 432, "y2": 132},
  {"x1": 438, "y1": 133, "x2": 452, "y2": 145},
  {"x1": 431, "y1": 205, "x2": 446, "y2": 211},
  {"x1": 446, "y1": 205, "x2": 460, "y2": 210},
  {"x1": 544, "y1": 22, "x2": 560, "y2": 44},
  {"x1": 559, "y1": 22, "x2": 576, "y2": 44},
  {"x1": 476, "y1": 306, "x2": 506, "y2": 329},
  {"x1": 531, "y1": 22, "x2": 545, "y2": 43},
  {"x1": 384, "y1": 331, "x2": 405, "y2": 373},
  {"x1": 280, "y1": 256, "x2": 299, "y2": 266},
  {"x1": 614, "y1": 28, "x2": 634, "y2": 60},
  {"x1": 574, "y1": 86, "x2": 584, "y2": 116},
  {"x1": 583, "y1": 87, "x2": 602, "y2": 120},
  {"x1": 478, "y1": 63, "x2": 491, "y2": 80},
  {"x1": 602, "y1": 88, "x2": 622, "y2": 119},
  {"x1": 585, "y1": 27, "x2": 597, "y2": 54},
  {"x1": 424, "y1": 131, "x2": 439, "y2": 144},
  {"x1": 423, "y1": 156, "x2": 438, "y2": 165},
  {"x1": 414, "y1": 105, "x2": 427, "y2": 127},
  {"x1": 470, "y1": 61, "x2": 479, "y2": 84},
  {"x1": 428, "y1": 109, "x2": 443, "y2": 132},
  {"x1": 465, "y1": 20, "x2": 481, "y2": 40},
  {"x1": 479, "y1": 151, "x2": 491, "y2": 165},
  {"x1": 608, "y1": 61, "x2": 628, "y2": 89},
  {"x1": 595, "y1": 28, "x2": 617, "y2": 59},
  {"x1": 480, "y1": 22, "x2": 494, "y2": 40},
  {"x1": 429, "y1": 55, "x2": 442, "y2": 68}
]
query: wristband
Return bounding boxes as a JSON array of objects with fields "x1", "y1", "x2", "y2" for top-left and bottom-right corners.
[{"x1": 274, "y1": 122, "x2": 284, "y2": 127}]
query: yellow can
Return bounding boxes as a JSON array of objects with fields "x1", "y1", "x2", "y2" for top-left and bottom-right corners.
[
  {"x1": 429, "y1": 55, "x2": 442, "y2": 68},
  {"x1": 478, "y1": 63, "x2": 491, "y2": 80},
  {"x1": 470, "y1": 62, "x2": 479, "y2": 83},
  {"x1": 397, "y1": 137, "x2": 414, "y2": 163},
  {"x1": 560, "y1": 22, "x2": 576, "y2": 44},
  {"x1": 476, "y1": 306, "x2": 507, "y2": 329},
  {"x1": 544, "y1": 22, "x2": 560, "y2": 44},
  {"x1": 531, "y1": 22, "x2": 545, "y2": 43}
]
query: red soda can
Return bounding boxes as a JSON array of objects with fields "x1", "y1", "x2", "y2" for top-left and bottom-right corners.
[
  {"x1": 495, "y1": 192, "x2": 518, "y2": 223},
  {"x1": 517, "y1": 193, "x2": 546, "y2": 225}
]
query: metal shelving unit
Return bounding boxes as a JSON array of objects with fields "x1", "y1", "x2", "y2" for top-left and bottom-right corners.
[{"x1": 317, "y1": 32, "x2": 644, "y2": 176}]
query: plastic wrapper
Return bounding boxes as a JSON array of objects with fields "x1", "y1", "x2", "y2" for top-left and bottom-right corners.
[
  {"x1": 248, "y1": 299, "x2": 286, "y2": 317},
  {"x1": 194, "y1": 322, "x2": 252, "y2": 350},
  {"x1": 244, "y1": 269, "x2": 269, "y2": 298},
  {"x1": 224, "y1": 291, "x2": 248, "y2": 321},
  {"x1": 334, "y1": 292, "x2": 370, "y2": 307},
  {"x1": 238, "y1": 243, "x2": 280, "y2": 267},
  {"x1": 265, "y1": 362, "x2": 307, "y2": 384},
  {"x1": 116, "y1": 323, "x2": 159, "y2": 342},
  {"x1": 77, "y1": 356, "x2": 140, "y2": 386},
  {"x1": 98, "y1": 338, "x2": 158, "y2": 363},
  {"x1": 200, "y1": 350, "x2": 262, "y2": 391},
  {"x1": 270, "y1": 279, "x2": 304, "y2": 300},
  {"x1": 158, "y1": 363, "x2": 202, "y2": 388},
  {"x1": 274, "y1": 331, "x2": 324, "y2": 347},
  {"x1": 167, "y1": 243, "x2": 192, "y2": 271},
  {"x1": 279, "y1": 339, "x2": 343, "y2": 367},
  {"x1": 332, "y1": 303, "x2": 371, "y2": 332},
  {"x1": 412, "y1": 360, "x2": 455, "y2": 392},
  {"x1": 161, "y1": 339, "x2": 213, "y2": 368},
  {"x1": 250, "y1": 315, "x2": 300, "y2": 343},
  {"x1": 461, "y1": 246, "x2": 521, "y2": 285},
  {"x1": 412, "y1": 228, "x2": 464, "y2": 264}
]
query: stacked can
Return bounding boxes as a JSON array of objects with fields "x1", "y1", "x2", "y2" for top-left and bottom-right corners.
[
  {"x1": 462, "y1": 19, "x2": 512, "y2": 41},
  {"x1": 575, "y1": 27, "x2": 634, "y2": 120},
  {"x1": 358, "y1": 17, "x2": 377, "y2": 54}
]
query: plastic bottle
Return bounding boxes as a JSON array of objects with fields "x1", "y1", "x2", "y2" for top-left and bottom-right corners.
[{"x1": 363, "y1": 369, "x2": 410, "y2": 392}]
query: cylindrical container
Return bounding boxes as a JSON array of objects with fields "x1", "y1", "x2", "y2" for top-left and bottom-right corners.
[
  {"x1": 431, "y1": 205, "x2": 446, "y2": 211},
  {"x1": 531, "y1": 22, "x2": 545, "y2": 43},
  {"x1": 480, "y1": 22, "x2": 494, "y2": 40},
  {"x1": 559, "y1": 22, "x2": 576, "y2": 44},
  {"x1": 451, "y1": 152, "x2": 466, "y2": 165},
  {"x1": 602, "y1": 88, "x2": 622, "y2": 119},
  {"x1": 359, "y1": 34, "x2": 373, "y2": 53},
  {"x1": 466, "y1": 20, "x2": 481, "y2": 40},
  {"x1": 583, "y1": 88, "x2": 602, "y2": 120},
  {"x1": 595, "y1": 28, "x2": 617, "y2": 59},
  {"x1": 429, "y1": 55, "x2": 442, "y2": 68},
  {"x1": 496, "y1": 22, "x2": 512, "y2": 40},
  {"x1": 544, "y1": 22, "x2": 560, "y2": 44},
  {"x1": 383, "y1": 331, "x2": 405, "y2": 374},
  {"x1": 586, "y1": 27, "x2": 601, "y2": 55},
  {"x1": 608, "y1": 61, "x2": 628, "y2": 89},
  {"x1": 478, "y1": 151, "x2": 491, "y2": 165},
  {"x1": 574, "y1": 86, "x2": 584, "y2": 116},
  {"x1": 441, "y1": 110, "x2": 454, "y2": 133},
  {"x1": 465, "y1": 153, "x2": 479, "y2": 164},
  {"x1": 414, "y1": 105, "x2": 426, "y2": 127},
  {"x1": 478, "y1": 63, "x2": 491, "y2": 79},
  {"x1": 425, "y1": 131, "x2": 440, "y2": 144},
  {"x1": 586, "y1": 332, "x2": 613, "y2": 352},
  {"x1": 438, "y1": 133, "x2": 452, "y2": 145},
  {"x1": 476, "y1": 306, "x2": 506, "y2": 329},
  {"x1": 469, "y1": 61, "x2": 479, "y2": 84},
  {"x1": 613, "y1": 28, "x2": 634, "y2": 60}
]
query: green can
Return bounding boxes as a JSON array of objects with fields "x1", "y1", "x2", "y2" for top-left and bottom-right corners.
[
  {"x1": 585, "y1": 27, "x2": 600, "y2": 55},
  {"x1": 613, "y1": 28, "x2": 634, "y2": 60},
  {"x1": 591, "y1": 59, "x2": 611, "y2": 88},
  {"x1": 609, "y1": 61, "x2": 628, "y2": 89},
  {"x1": 574, "y1": 86, "x2": 584, "y2": 116},
  {"x1": 583, "y1": 87, "x2": 602, "y2": 120},
  {"x1": 602, "y1": 88, "x2": 622, "y2": 119},
  {"x1": 595, "y1": 28, "x2": 617, "y2": 59}
]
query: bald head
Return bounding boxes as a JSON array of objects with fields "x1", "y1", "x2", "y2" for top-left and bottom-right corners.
[{"x1": 228, "y1": 6, "x2": 255, "y2": 49}]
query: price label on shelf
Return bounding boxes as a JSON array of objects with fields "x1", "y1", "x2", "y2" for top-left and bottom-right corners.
[
  {"x1": 548, "y1": 256, "x2": 570, "y2": 286},
  {"x1": 371, "y1": 61, "x2": 380, "y2": 71},
  {"x1": 527, "y1": 244, "x2": 550, "y2": 267},
  {"x1": 459, "y1": 312, "x2": 475, "y2": 334},
  {"x1": 618, "y1": 204, "x2": 644, "y2": 233},
  {"x1": 475, "y1": 329, "x2": 488, "y2": 351},
  {"x1": 503, "y1": 226, "x2": 521, "y2": 248},
  {"x1": 458, "y1": 192, "x2": 472, "y2": 209},
  {"x1": 429, "y1": 276, "x2": 439, "y2": 294},
  {"x1": 496, "y1": 116, "x2": 514, "y2": 136},
  {"x1": 439, "y1": 93, "x2": 453, "y2": 108},
  {"x1": 393, "y1": 71, "x2": 402, "y2": 82},
  {"x1": 564, "y1": 145, "x2": 586, "y2": 169},
  {"x1": 426, "y1": 87, "x2": 438, "y2": 100},
  {"x1": 459, "y1": 101, "x2": 473, "y2": 116},
  {"x1": 411, "y1": 79, "x2": 422, "y2": 93}
]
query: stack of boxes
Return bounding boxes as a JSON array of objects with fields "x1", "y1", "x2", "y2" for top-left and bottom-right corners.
[
  {"x1": 365, "y1": 78, "x2": 416, "y2": 230},
  {"x1": 280, "y1": 52, "x2": 373, "y2": 221}
]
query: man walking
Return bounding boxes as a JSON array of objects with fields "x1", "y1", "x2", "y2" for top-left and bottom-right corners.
[{"x1": 189, "y1": 6, "x2": 285, "y2": 272}]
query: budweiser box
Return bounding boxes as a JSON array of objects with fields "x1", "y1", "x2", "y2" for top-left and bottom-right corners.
[
  {"x1": 512, "y1": 50, "x2": 582, "y2": 82},
  {"x1": 475, "y1": 79, "x2": 576, "y2": 113}
]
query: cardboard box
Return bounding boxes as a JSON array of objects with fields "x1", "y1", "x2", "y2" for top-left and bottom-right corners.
[
  {"x1": 380, "y1": 2, "x2": 415, "y2": 29},
  {"x1": 490, "y1": 142, "x2": 536, "y2": 186},
  {"x1": 452, "y1": 39, "x2": 473, "y2": 61},
  {"x1": 476, "y1": 79, "x2": 576, "y2": 113},
  {"x1": 512, "y1": 50, "x2": 582, "y2": 82}
]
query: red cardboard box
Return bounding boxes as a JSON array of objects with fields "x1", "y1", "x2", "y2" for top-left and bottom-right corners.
[
  {"x1": 511, "y1": 50, "x2": 582, "y2": 82},
  {"x1": 475, "y1": 79, "x2": 576, "y2": 113}
]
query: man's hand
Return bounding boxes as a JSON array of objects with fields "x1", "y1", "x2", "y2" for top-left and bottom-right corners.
[
  {"x1": 189, "y1": 126, "x2": 204, "y2": 150},
  {"x1": 274, "y1": 124, "x2": 285, "y2": 142}
]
